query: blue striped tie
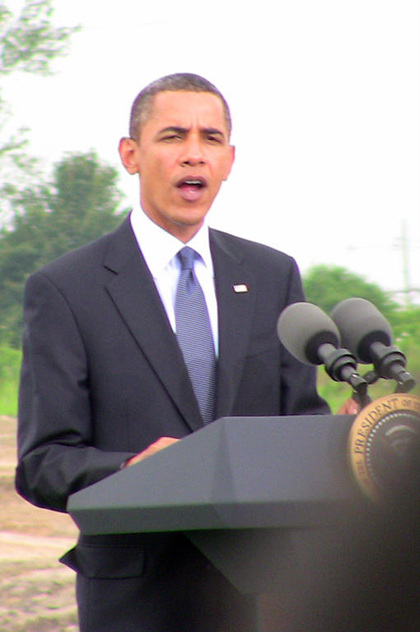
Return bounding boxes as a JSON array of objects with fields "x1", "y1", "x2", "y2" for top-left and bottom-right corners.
[{"x1": 175, "y1": 247, "x2": 216, "y2": 425}]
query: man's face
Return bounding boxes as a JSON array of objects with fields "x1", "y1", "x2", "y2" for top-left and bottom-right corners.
[{"x1": 119, "y1": 90, "x2": 235, "y2": 242}]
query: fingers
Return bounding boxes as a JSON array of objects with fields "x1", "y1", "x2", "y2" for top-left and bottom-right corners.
[
  {"x1": 337, "y1": 397, "x2": 360, "y2": 415},
  {"x1": 124, "y1": 437, "x2": 180, "y2": 467}
]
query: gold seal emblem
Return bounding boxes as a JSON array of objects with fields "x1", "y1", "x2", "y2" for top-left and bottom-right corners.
[{"x1": 348, "y1": 393, "x2": 420, "y2": 499}]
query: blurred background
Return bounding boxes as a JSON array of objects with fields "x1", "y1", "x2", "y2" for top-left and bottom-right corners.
[
  {"x1": 1, "y1": 0, "x2": 419, "y2": 416},
  {"x1": 0, "y1": 3, "x2": 419, "y2": 629}
]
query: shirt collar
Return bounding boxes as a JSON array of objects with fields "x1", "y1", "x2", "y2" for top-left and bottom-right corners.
[{"x1": 130, "y1": 203, "x2": 214, "y2": 279}]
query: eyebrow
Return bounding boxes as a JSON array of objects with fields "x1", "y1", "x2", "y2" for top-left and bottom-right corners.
[{"x1": 158, "y1": 126, "x2": 227, "y2": 139}]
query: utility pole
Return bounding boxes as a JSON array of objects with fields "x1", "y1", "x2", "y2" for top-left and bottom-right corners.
[{"x1": 401, "y1": 220, "x2": 412, "y2": 308}]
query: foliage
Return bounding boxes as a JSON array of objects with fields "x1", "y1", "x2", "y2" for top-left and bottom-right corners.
[
  {"x1": 0, "y1": 0, "x2": 76, "y2": 75},
  {"x1": 0, "y1": 346, "x2": 21, "y2": 416},
  {"x1": 0, "y1": 0, "x2": 79, "y2": 225},
  {"x1": 302, "y1": 263, "x2": 420, "y2": 351},
  {"x1": 0, "y1": 151, "x2": 127, "y2": 347},
  {"x1": 391, "y1": 306, "x2": 420, "y2": 341},
  {"x1": 303, "y1": 264, "x2": 398, "y2": 321}
]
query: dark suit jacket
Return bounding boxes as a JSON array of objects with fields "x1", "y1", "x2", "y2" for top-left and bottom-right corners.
[{"x1": 16, "y1": 216, "x2": 328, "y2": 631}]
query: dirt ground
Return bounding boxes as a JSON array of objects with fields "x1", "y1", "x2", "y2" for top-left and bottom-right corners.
[{"x1": 1, "y1": 416, "x2": 79, "y2": 631}]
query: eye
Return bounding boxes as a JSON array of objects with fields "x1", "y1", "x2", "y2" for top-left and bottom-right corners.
[
  {"x1": 161, "y1": 134, "x2": 182, "y2": 142},
  {"x1": 207, "y1": 134, "x2": 222, "y2": 144}
]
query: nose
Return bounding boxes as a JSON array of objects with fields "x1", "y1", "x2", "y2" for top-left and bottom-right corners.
[{"x1": 180, "y1": 135, "x2": 205, "y2": 166}]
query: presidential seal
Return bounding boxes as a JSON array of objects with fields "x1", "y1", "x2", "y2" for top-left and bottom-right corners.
[{"x1": 348, "y1": 393, "x2": 420, "y2": 499}]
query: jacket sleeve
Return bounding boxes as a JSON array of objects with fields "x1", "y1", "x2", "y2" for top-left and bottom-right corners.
[
  {"x1": 15, "y1": 272, "x2": 135, "y2": 512},
  {"x1": 279, "y1": 259, "x2": 330, "y2": 417}
]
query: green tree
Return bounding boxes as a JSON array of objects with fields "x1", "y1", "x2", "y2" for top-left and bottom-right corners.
[
  {"x1": 0, "y1": 0, "x2": 78, "y2": 225},
  {"x1": 0, "y1": 151, "x2": 127, "y2": 347},
  {"x1": 1, "y1": 0, "x2": 75, "y2": 75},
  {"x1": 390, "y1": 304, "x2": 420, "y2": 368},
  {"x1": 302, "y1": 264, "x2": 398, "y2": 322},
  {"x1": 44, "y1": 151, "x2": 127, "y2": 260}
]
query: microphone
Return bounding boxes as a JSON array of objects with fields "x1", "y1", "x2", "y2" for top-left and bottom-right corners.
[
  {"x1": 277, "y1": 302, "x2": 368, "y2": 397},
  {"x1": 331, "y1": 298, "x2": 415, "y2": 393}
]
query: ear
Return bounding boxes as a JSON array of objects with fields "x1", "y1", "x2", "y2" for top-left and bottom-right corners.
[
  {"x1": 118, "y1": 137, "x2": 140, "y2": 175},
  {"x1": 223, "y1": 144, "x2": 236, "y2": 180}
]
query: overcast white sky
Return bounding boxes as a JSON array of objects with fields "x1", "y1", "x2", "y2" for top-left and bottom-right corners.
[{"x1": 5, "y1": 0, "x2": 420, "y2": 303}]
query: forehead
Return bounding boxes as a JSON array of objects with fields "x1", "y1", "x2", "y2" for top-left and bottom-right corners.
[{"x1": 145, "y1": 91, "x2": 229, "y2": 134}]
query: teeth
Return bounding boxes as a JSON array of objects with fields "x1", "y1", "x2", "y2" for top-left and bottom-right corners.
[{"x1": 184, "y1": 179, "x2": 202, "y2": 185}]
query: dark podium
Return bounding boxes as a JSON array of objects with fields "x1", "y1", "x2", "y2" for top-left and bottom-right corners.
[{"x1": 68, "y1": 415, "x2": 359, "y2": 598}]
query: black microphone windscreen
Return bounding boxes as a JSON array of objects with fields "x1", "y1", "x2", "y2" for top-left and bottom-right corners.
[
  {"x1": 331, "y1": 298, "x2": 393, "y2": 363},
  {"x1": 277, "y1": 302, "x2": 340, "y2": 365}
]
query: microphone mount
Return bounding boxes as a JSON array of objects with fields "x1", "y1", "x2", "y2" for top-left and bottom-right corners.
[
  {"x1": 317, "y1": 343, "x2": 370, "y2": 407},
  {"x1": 363, "y1": 342, "x2": 415, "y2": 393}
]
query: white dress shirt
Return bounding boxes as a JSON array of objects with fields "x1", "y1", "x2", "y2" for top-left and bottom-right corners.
[{"x1": 130, "y1": 204, "x2": 219, "y2": 355}]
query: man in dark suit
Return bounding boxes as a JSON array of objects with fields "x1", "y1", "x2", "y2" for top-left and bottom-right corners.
[{"x1": 16, "y1": 73, "x2": 329, "y2": 632}]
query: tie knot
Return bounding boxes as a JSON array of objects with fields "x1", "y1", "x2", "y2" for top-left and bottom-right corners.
[{"x1": 178, "y1": 246, "x2": 196, "y2": 271}]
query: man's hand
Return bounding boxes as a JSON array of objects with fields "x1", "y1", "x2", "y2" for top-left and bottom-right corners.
[
  {"x1": 337, "y1": 397, "x2": 360, "y2": 415},
  {"x1": 124, "y1": 437, "x2": 180, "y2": 467}
]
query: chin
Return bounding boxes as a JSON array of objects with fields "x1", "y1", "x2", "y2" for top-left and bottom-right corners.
[{"x1": 175, "y1": 208, "x2": 209, "y2": 226}]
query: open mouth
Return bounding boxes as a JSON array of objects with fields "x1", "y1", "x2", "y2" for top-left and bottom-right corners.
[
  {"x1": 177, "y1": 177, "x2": 206, "y2": 189},
  {"x1": 176, "y1": 177, "x2": 207, "y2": 201}
]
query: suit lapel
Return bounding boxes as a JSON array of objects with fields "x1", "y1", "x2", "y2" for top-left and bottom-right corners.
[
  {"x1": 210, "y1": 230, "x2": 256, "y2": 419},
  {"x1": 103, "y1": 219, "x2": 203, "y2": 433}
]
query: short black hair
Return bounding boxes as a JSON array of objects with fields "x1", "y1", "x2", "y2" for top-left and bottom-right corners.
[{"x1": 129, "y1": 72, "x2": 232, "y2": 140}]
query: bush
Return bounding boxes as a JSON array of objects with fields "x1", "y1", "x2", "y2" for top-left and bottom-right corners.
[{"x1": 0, "y1": 346, "x2": 21, "y2": 416}]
